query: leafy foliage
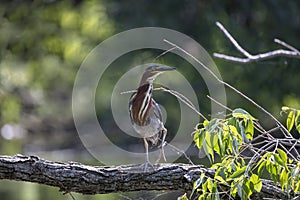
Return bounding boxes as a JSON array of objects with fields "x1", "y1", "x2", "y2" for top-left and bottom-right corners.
[
  {"x1": 182, "y1": 107, "x2": 300, "y2": 200},
  {"x1": 282, "y1": 106, "x2": 300, "y2": 133}
]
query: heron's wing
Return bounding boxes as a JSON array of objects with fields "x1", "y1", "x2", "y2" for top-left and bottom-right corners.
[{"x1": 152, "y1": 99, "x2": 163, "y2": 122}]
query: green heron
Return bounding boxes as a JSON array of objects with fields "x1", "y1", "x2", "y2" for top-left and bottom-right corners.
[{"x1": 129, "y1": 64, "x2": 175, "y2": 170}]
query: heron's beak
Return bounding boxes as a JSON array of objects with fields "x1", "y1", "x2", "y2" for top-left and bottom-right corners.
[{"x1": 156, "y1": 65, "x2": 176, "y2": 72}]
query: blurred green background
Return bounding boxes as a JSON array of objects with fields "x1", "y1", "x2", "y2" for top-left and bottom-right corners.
[{"x1": 0, "y1": 0, "x2": 300, "y2": 199}]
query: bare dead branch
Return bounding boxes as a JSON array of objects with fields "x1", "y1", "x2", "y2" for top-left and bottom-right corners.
[
  {"x1": 213, "y1": 22, "x2": 300, "y2": 63},
  {"x1": 0, "y1": 155, "x2": 289, "y2": 199}
]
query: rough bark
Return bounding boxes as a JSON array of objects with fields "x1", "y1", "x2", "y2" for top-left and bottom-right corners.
[{"x1": 0, "y1": 155, "x2": 290, "y2": 199}]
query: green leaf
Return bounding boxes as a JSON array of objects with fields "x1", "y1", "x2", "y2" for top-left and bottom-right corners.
[
  {"x1": 230, "y1": 182, "x2": 238, "y2": 197},
  {"x1": 228, "y1": 166, "x2": 246, "y2": 180},
  {"x1": 193, "y1": 129, "x2": 204, "y2": 149},
  {"x1": 239, "y1": 121, "x2": 249, "y2": 144},
  {"x1": 287, "y1": 111, "x2": 296, "y2": 131},
  {"x1": 205, "y1": 118, "x2": 219, "y2": 132},
  {"x1": 257, "y1": 161, "x2": 265, "y2": 177},
  {"x1": 207, "y1": 178, "x2": 214, "y2": 193},
  {"x1": 237, "y1": 182, "x2": 248, "y2": 200},
  {"x1": 215, "y1": 175, "x2": 226, "y2": 184},
  {"x1": 277, "y1": 148, "x2": 288, "y2": 168},
  {"x1": 295, "y1": 181, "x2": 300, "y2": 193},
  {"x1": 274, "y1": 154, "x2": 285, "y2": 168},
  {"x1": 270, "y1": 164, "x2": 279, "y2": 184},
  {"x1": 202, "y1": 136, "x2": 212, "y2": 163},
  {"x1": 295, "y1": 112, "x2": 300, "y2": 134},
  {"x1": 178, "y1": 193, "x2": 189, "y2": 200},
  {"x1": 202, "y1": 180, "x2": 208, "y2": 195},
  {"x1": 204, "y1": 131, "x2": 215, "y2": 162},
  {"x1": 232, "y1": 108, "x2": 255, "y2": 120},
  {"x1": 245, "y1": 119, "x2": 254, "y2": 140},
  {"x1": 277, "y1": 148, "x2": 287, "y2": 163},
  {"x1": 216, "y1": 133, "x2": 224, "y2": 156},
  {"x1": 231, "y1": 137, "x2": 239, "y2": 155},
  {"x1": 244, "y1": 180, "x2": 253, "y2": 198},
  {"x1": 280, "y1": 169, "x2": 288, "y2": 191},
  {"x1": 190, "y1": 173, "x2": 205, "y2": 198},
  {"x1": 250, "y1": 174, "x2": 262, "y2": 192}
]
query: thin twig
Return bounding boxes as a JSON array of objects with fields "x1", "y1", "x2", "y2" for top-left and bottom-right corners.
[
  {"x1": 213, "y1": 22, "x2": 300, "y2": 63},
  {"x1": 153, "y1": 46, "x2": 178, "y2": 61},
  {"x1": 207, "y1": 95, "x2": 232, "y2": 112},
  {"x1": 154, "y1": 87, "x2": 207, "y2": 120},
  {"x1": 274, "y1": 38, "x2": 300, "y2": 53},
  {"x1": 215, "y1": 21, "x2": 253, "y2": 58},
  {"x1": 165, "y1": 141, "x2": 194, "y2": 165}
]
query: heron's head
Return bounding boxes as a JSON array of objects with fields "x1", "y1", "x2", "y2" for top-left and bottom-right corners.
[{"x1": 140, "y1": 64, "x2": 175, "y2": 85}]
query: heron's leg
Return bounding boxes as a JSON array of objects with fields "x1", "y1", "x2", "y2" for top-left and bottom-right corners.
[
  {"x1": 156, "y1": 128, "x2": 167, "y2": 163},
  {"x1": 143, "y1": 137, "x2": 154, "y2": 172},
  {"x1": 144, "y1": 137, "x2": 149, "y2": 163}
]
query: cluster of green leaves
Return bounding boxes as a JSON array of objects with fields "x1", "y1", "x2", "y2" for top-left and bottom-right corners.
[
  {"x1": 256, "y1": 149, "x2": 300, "y2": 196},
  {"x1": 190, "y1": 108, "x2": 260, "y2": 199},
  {"x1": 282, "y1": 106, "x2": 300, "y2": 133},
  {"x1": 180, "y1": 107, "x2": 300, "y2": 200},
  {"x1": 193, "y1": 108, "x2": 255, "y2": 162}
]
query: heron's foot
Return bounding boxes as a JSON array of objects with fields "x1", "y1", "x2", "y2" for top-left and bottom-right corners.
[
  {"x1": 155, "y1": 141, "x2": 167, "y2": 164},
  {"x1": 141, "y1": 160, "x2": 155, "y2": 172}
]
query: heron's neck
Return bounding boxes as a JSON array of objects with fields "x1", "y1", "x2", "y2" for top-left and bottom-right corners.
[
  {"x1": 137, "y1": 83, "x2": 153, "y2": 96},
  {"x1": 139, "y1": 73, "x2": 156, "y2": 86}
]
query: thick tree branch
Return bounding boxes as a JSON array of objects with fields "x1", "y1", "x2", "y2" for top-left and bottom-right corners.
[
  {"x1": 0, "y1": 154, "x2": 290, "y2": 199},
  {"x1": 214, "y1": 22, "x2": 300, "y2": 63},
  {"x1": 0, "y1": 154, "x2": 210, "y2": 194}
]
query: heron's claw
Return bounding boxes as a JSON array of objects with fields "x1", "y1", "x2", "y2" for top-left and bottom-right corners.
[{"x1": 141, "y1": 160, "x2": 155, "y2": 172}]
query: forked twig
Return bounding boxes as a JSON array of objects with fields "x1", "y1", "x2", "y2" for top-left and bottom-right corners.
[{"x1": 213, "y1": 22, "x2": 300, "y2": 63}]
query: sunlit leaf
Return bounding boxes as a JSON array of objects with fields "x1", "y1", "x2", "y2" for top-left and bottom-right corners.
[
  {"x1": 203, "y1": 119, "x2": 209, "y2": 128},
  {"x1": 204, "y1": 131, "x2": 215, "y2": 162},
  {"x1": 287, "y1": 111, "x2": 296, "y2": 131},
  {"x1": 202, "y1": 136, "x2": 212, "y2": 163},
  {"x1": 295, "y1": 112, "x2": 300, "y2": 134},
  {"x1": 244, "y1": 180, "x2": 253, "y2": 198},
  {"x1": 207, "y1": 178, "x2": 214, "y2": 193},
  {"x1": 280, "y1": 169, "x2": 288, "y2": 191},
  {"x1": 215, "y1": 175, "x2": 226, "y2": 184},
  {"x1": 277, "y1": 148, "x2": 288, "y2": 168},
  {"x1": 178, "y1": 193, "x2": 189, "y2": 200},
  {"x1": 193, "y1": 129, "x2": 204, "y2": 149},
  {"x1": 191, "y1": 173, "x2": 205, "y2": 198},
  {"x1": 230, "y1": 183, "x2": 238, "y2": 197},
  {"x1": 228, "y1": 166, "x2": 246, "y2": 180},
  {"x1": 274, "y1": 154, "x2": 285, "y2": 168},
  {"x1": 232, "y1": 108, "x2": 256, "y2": 120},
  {"x1": 202, "y1": 180, "x2": 208, "y2": 195},
  {"x1": 245, "y1": 119, "x2": 254, "y2": 140},
  {"x1": 250, "y1": 174, "x2": 262, "y2": 192},
  {"x1": 295, "y1": 180, "x2": 300, "y2": 192},
  {"x1": 270, "y1": 164, "x2": 279, "y2": 184},
  {"x1": 257, "y1": 160, "x2": 266, "y2": 177}
]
